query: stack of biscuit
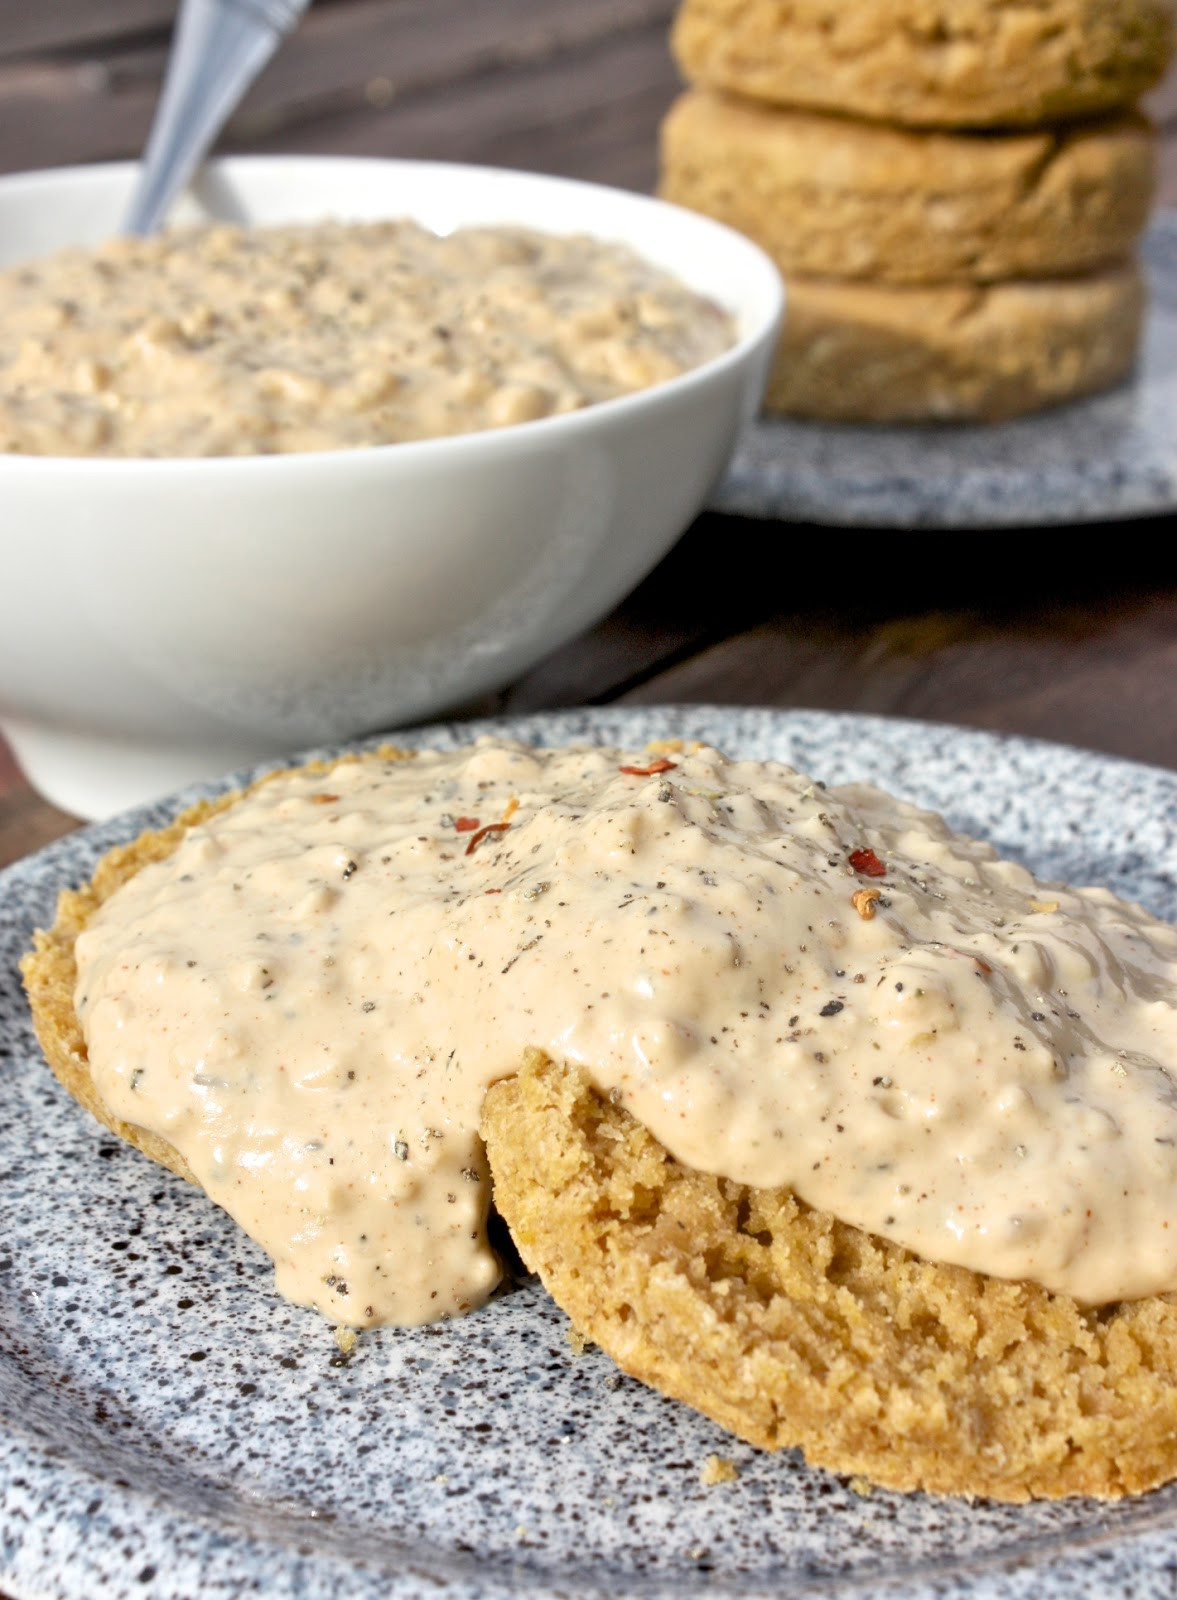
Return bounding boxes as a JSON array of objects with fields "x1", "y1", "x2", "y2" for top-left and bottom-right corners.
[{"x1": 659, "y1": 0, "x2": 1174, "y2": 423}]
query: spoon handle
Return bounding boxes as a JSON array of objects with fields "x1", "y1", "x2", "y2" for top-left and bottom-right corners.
[{"x1": 123, "y1": 0, "x2": 313, "y2": 236}]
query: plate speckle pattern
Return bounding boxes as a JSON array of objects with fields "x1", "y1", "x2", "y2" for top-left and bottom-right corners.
[
  {"x1": 4, "y1": 706, "x2": 1177, "y2": 1600},
  {"x1": 711, "y1": 213, "x2": 1177, "y2": 529}
]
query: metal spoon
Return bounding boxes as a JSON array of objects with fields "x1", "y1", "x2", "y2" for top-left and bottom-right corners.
[{"x1": 123, "y1": 0, "x2": 313, "y2": 236}]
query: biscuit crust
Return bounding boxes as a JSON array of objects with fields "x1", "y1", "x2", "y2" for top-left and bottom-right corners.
[
  {"x1": 763, "y1": 265, "x2": 1143, "y2": 423},
  {"x1": 660, "y1": 91, "x2": 1157, "y2": 285},
  {"x1": 482, "y1": 1050, "x2": 1177, "y2": 1502},
  {"x1": 671, "y1": 0, "x2": 1174, "y2": 129}
]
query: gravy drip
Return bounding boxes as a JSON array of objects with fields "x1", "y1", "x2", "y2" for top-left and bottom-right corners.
[{"x1": 74, "y1": 742, "x2": 1177, "y2": 1325}]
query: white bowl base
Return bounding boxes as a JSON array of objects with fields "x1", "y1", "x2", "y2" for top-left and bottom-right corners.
[{"x1": 1, "y1": 717, "x2": 277, "y2": 820}]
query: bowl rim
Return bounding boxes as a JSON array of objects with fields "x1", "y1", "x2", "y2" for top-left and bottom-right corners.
[{"x1": 0, "y1": 153, "x2": 784, "y2": 474}]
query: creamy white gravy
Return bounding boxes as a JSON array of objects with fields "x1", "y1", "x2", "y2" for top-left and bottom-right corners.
[
  {"x1": 74, "y1": 741, "x2": 1177, "y2": 1326},
  {"x1": 0, "y1": 221, "x2": 733, "y2": 457}
]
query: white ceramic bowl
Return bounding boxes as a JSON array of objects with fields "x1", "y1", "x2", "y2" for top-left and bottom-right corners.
[{"x1": 0, "y1": 156, "x2": 783, "y2": 820}]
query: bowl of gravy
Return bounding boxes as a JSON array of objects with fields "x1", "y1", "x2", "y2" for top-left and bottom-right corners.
[{"x1": 0, "y1": 156, "x2": 782, "y2": 818}]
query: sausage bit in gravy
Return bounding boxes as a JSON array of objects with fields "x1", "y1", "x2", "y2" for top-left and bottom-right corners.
[{"x1": 74, "y1": 741, "x2": 1177, "y2": 1326}]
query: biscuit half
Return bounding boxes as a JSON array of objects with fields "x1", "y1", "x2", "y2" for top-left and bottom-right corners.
[
  {"x1": 660, "y1": 91, "x2": 1157, "y2": 285},
  {"x1": 762, "y1": 264, "x2": 1144, "y2": 423},
  {"x1": 671, "y1": 0, "x2": 1174, "y2": 129},
  {"x1": 481, "y1": 1050, "x2": 1177, "y2": 1501}
]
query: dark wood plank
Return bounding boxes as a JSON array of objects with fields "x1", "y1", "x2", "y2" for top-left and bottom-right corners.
[
  {"x1": 5, "y1": 0, "x2": 1168, "y2": 202},
  {"x1": 0, "y1": 0, "x2": 678, "y2": 184},
  {"x1": 0, "y1": 0, "x2": 174, "y2": 62},
  {"x1": 230, "y1": 0, "x2": 677, "y2": 129},
  {"x1": 502, "y1": 513, "x2": 773, "y2": 712},
  {"x1": 0, "y1": 0, "x2": 377, "y2": 64},
  {"x1": 232, "y1": 19, "x2": 678, "y2": 192},
  {"x1": 0, "y1": 760, "x2": 76, "y2": 869},
  {"x1": 618, "y1": 612, "x2": 1177, "y2": 768},
  {"x1": 610, "y1": 527, "x2": 1177, "y2": 772}
]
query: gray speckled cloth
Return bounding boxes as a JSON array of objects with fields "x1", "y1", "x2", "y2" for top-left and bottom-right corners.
[
  {"x1": 4, "y1": 707, "x2": 1177, "y2": 1600},
  {"x1": 711, "y1": 214, "x2": 1177, "y2": 529}
]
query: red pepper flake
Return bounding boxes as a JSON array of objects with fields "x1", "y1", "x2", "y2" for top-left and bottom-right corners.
[
  {"x1": 849, "y1": 847, "x2": 886, "y2": 878},
  {"x1": 619, "y1": 759, "x2": 678, "y2": 777},
  {"x1": 310, "y1": 793, "x2": 340, "y2": 805},
  {"x1": 465, "y1": 822, "x2": 511, "y2": 857},
  {"x1": 453, "y1": 816, "x2": 481, "y2": 833},
  {"x1": 484, "y1": 888, "x2": 502, "y2": 895}
]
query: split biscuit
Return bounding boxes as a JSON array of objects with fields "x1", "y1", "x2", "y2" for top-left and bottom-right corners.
[
  {"x1": 481, "y1": 1050, "x2": 1177, "y2": 1502},
  {"x1": 763, "y1": 264, "x2": 1144, "y2": 423},
  {"x1": 26, "y1": 759, "x2": 1177, "y2": 1502},
  {"x1": 660, "y1": 91, "x2": 1157, "y2": 285},
  {"x1": 671, "y1": 0, "x2": 1175, "y2": 130}
]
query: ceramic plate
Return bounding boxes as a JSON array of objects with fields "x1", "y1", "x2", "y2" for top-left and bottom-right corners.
[
  {"x1": 711, "y1": 212, "x2": 1177, "y2": 529},
  {"x1": 4, "y1": 706, "x2": 1177, "y2": 1600}
]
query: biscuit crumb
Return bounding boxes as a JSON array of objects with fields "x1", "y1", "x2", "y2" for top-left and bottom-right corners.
[
  {"x1": 848, "y1": 1476, "x2": 874, "y2": 1497},
  {"x1": 333, "y1": 1326, "x2": 357, "y2": 1356},
  {"x1": 567, "y1": 1324, "x2": 593, "y2": 1356},
  {"x1": 700, "y1": 1454, "x2": 739, "y2": 1486}
]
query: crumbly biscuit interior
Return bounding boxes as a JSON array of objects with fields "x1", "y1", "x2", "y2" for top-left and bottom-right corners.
[{"x1": 482, "y1": 1049, "x2": 1177, "y2": 1502}]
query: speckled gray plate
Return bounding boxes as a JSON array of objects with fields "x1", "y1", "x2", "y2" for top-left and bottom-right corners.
[
  {"x1": 5, "y1": 706, "x2": 1177, "y2": 1600},
  {"x1": 711, "y1": 213, "x2": 1177, "y2": 529}
]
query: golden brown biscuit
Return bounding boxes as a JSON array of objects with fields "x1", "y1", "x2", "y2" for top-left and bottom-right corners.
[
  {"x1": 660, "y1": 91, "x2": 1157, "y2": 284},
  {"x1": 482, "y1": 1050, "x2": 1177, "y2": 1502},
  {"x1": 762, "y1": 264, "x2": 1143, "y2": 422},
  {"x1": 671, "y1": 0, "x2": 1174, "y2": 129}
]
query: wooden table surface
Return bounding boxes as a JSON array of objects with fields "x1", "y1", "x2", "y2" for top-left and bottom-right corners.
[{"x1": 2, "y1": 0, "x2": 1177, "y2": 870}]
